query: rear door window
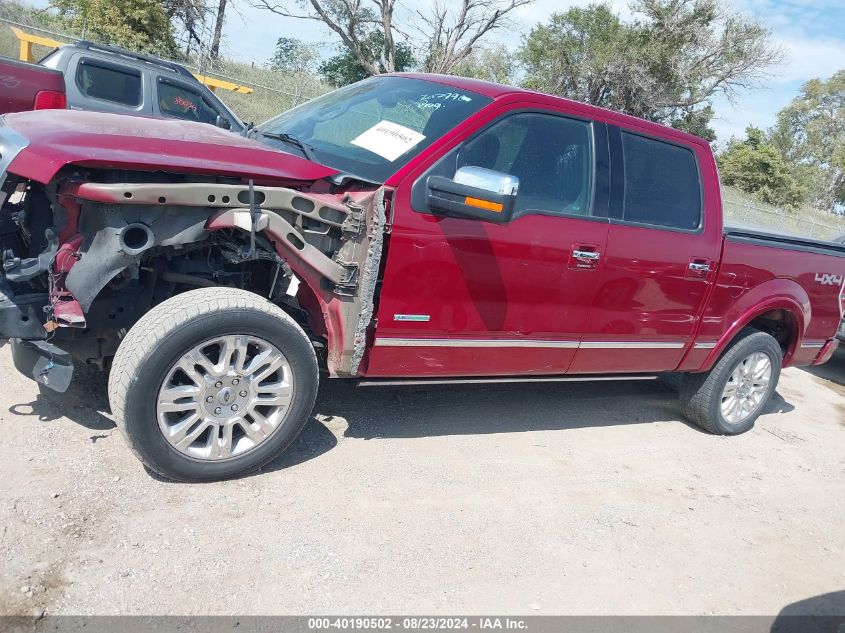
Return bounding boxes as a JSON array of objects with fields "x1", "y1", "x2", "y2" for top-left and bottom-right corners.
[
  {"x1": 620, "y1": 132, "x2": 702, "y2": 230},
  {"x1": 76, "y1": 59, "x2": 142, "y2": 107},
  {"x1": 157, "y1": 79, "x2": 221, "y2": 125}
]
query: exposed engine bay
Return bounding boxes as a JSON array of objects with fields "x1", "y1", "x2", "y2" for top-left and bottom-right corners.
[{"x1": 0, "y1": 168, "x2": 387, "y2": 384}]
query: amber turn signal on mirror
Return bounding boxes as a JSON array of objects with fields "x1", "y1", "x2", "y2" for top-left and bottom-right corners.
[{"x1": 464, "y1": 197, "x2": 503, "y2": 213}]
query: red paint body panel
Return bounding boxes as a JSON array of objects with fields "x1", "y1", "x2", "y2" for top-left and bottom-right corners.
[
  {"x1": 0, "y1": 58, "x2": 65, "y2": 114},
  {"x1": 364, "y1": 212, "x2": 609, "y2": 376},
  {"x1": 5, "y1": 110, "x2": 337, "y2": 185}
]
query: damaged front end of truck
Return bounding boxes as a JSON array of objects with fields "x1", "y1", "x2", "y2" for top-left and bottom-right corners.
[{"x1": 0, "y1": 124, "x2": 387, "y2": 391}]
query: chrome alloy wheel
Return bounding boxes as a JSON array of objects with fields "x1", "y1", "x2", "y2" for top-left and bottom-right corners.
[
  {"x1": 156, "y1": 335, "x2": 294, "y2": 460},
  {"x1": 720, "y1": 351, "x2": 772, "y2": 425}
]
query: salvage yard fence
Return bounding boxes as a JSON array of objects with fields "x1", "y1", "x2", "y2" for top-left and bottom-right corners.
[{"x1": 721, "y1": 187, "x2": 845, "y2": 242}]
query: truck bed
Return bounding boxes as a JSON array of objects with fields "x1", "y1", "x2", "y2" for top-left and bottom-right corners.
[{"x1": 724, "y1": 222, "x2": 845, "y2": 258}]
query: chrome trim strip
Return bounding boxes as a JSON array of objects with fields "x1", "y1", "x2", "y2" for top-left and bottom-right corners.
[
  {"x1": 358, "y1": 375, "x2": 659, "y2": 387},
  {"x1": 374, "y1": 338, "x2": 579, "y2": 348},
  {"x1": 393, "y1": 314, "x2": 431, "y2": 322},
  {"x1": 375, "y1": 338, "x2": 685, "y2": 349},
  {"x1": 801, "y1": 342, "x2": 826, "y2": 349},
  {"x1": 579, "y1": 341, "x2": 685, "y2": 349},
  {"x1": 694, "y1": 342, "x2": 718, "y2": 350}
]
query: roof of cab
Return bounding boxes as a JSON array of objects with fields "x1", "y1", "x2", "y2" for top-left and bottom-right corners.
[{"x1": 391, "y1": 72, "x2": 710, "y2": 147}]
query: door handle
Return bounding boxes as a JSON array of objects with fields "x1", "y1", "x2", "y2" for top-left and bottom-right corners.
[
  {"x1": 687, "y1": 259, "x2": 712, "y2": 280},
  {"x1": 573, "y1": 250, "x2": 601, "y2": 261},
  {"x1": 569, "y1": 244, "x2": 602, "y2": 270}
]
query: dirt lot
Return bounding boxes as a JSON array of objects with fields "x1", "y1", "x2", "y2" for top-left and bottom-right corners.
[{"x1": 0, "y1": 344, "x2": 843, "y2": 617}]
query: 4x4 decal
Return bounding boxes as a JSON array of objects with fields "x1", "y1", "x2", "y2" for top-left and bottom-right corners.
[{"x1": 815, "y1": 273, "x2": 843, "y2": 286}]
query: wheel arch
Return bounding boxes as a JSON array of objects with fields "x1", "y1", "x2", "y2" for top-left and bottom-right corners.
[{"x1": 698, "y1": 278, "x2": 810, "y2": 371}]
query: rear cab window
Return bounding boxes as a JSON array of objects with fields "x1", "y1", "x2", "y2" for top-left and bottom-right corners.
[
  {"x1": 616, "y1": 130, "x2": 702, "y2": 231},
  {"x1": 75, "y1": 58, "x2": 142, "y2": 107}
]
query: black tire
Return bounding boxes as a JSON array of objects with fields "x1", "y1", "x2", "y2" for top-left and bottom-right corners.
[
  {"x1": 680, "y1": 327, "x2": 782, "y2": 435},
  {"x1": 108, "y1": 287, "x2": 318, "y2": 482}
]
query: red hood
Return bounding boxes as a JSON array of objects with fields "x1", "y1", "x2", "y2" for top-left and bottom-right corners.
[{"x1": 4, "y1": 109, "x2": 338, "y2": 185}]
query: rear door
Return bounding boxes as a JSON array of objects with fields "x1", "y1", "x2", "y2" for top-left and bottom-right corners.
[
  {"x1": 568, "y1": 126, "x2": 721, "y2": 373},
  {"x1": 365, "y1": 107, "x2": 611, "y2": 377}
]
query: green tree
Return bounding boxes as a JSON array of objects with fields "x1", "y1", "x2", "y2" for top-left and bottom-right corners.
[
  {"x1": 319, "y1": 32, "x2": 413, "y2": 87},
  {"x1": 770, "y1": 71, "x2": 845, "y2": 212},
  {"x1": 670, "y1": 105, "x2": 716, "y2": 141},
  {"x1": 269, "y1": 37, "x2": 320, "y2": 74},
  {"x1": 718, "y1": 126, "x2": 806, "y2": 209},
  {"x1": 519, "y1": 0, "x2": 781, "y2": 140},
  {"x1": 451, "y1": 45, "x2": 518, "y2": 85},
  {"x1": 52, "y1": 0, "x2": 178, "y2": 57}
]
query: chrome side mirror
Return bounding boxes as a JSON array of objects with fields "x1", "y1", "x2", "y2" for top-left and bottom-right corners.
[
  {"x1": 453, "y1": 166, "x2": 519, "y2": 195},
  {"x1": 426, "y1": 166, "x2": 519, "y2": 224}
]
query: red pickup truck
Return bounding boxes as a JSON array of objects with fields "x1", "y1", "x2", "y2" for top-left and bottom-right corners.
[
  {"x1": 0, "y1": 57, "x2": 66, "y2": 114},
  {"x1": 1, "y1": 74, "x2": 843, "y2": 481}
]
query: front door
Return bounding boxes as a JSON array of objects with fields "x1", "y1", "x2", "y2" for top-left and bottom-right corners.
[{"x1": 365, "y1": 110, "x2": 611, "y2": 377}]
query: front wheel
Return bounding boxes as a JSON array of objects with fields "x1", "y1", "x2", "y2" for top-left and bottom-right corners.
[
  {"x1": 680, "y1": 328, "x2": 782, "y2": 435},
  {"x1": 108, "y1": 288, "x2": 319, "y2": 482}
]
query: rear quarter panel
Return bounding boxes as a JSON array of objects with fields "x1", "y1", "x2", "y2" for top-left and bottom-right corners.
[{"x1": 682, "y1": 237, "x2": 845, "y2": 370}]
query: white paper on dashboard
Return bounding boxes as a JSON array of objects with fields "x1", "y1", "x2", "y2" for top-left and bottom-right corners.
[{"x1": 350, "y1": 120, "x2": 425, "y2": 161}]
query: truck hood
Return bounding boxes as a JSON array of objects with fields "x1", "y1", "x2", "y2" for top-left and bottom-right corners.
[{"x1": 3, "y1": 110, "x2": 339, "y2": 185}]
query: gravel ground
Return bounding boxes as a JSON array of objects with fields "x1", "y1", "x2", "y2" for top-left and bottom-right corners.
[{"x1": 0, "y1": 344, "x2": 844, "y2": 617}]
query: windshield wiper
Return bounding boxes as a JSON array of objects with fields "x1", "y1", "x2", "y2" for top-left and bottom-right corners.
[{"x1": 259, "y1": 131, "x2": 317, "y2": 162}]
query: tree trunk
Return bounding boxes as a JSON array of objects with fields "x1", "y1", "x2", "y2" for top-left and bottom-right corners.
[{"x1": 210, "y1": 0, "x2": 227, "y2": 60}]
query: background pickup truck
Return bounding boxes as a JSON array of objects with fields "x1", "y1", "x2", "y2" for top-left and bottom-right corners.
[
  {"x1": 0, "y1": 56, "x2": 66, "y2": 113},
  {"x1": 1, "y1": 73, "x2": 843, "y2": 481}
]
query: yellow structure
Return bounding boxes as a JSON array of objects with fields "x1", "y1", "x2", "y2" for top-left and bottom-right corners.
[
  {"x1": 11, "y1": 26, "x2": 60, "y2": 64},
  {"x1": 192, "y1": 73, "x2": 253, "y2": 94},
  {"x1": 10, "y1": 26, "x2": 252, "y2": 95}
]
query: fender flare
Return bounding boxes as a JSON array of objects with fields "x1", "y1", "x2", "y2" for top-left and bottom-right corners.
[{"x1": 699, "y1": 277, "x2": 810, "y2": 370}]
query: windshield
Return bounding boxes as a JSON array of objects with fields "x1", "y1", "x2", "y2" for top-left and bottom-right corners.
[{"x1": 257, "y1": 76, "x2": 492, "y2": 183}]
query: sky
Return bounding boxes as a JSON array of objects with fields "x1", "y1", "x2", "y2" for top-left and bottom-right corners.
[{"x1": 219, "y1": 0, "x2": 845, "y2": 145}]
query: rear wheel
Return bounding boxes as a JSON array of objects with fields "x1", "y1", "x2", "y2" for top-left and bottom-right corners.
[
  {"x1": 680, "y1": 328, "x2": 782, "y2": 435},
  {"x1": 108, "y1": 287, "x2": 318, "y2": 482}
]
